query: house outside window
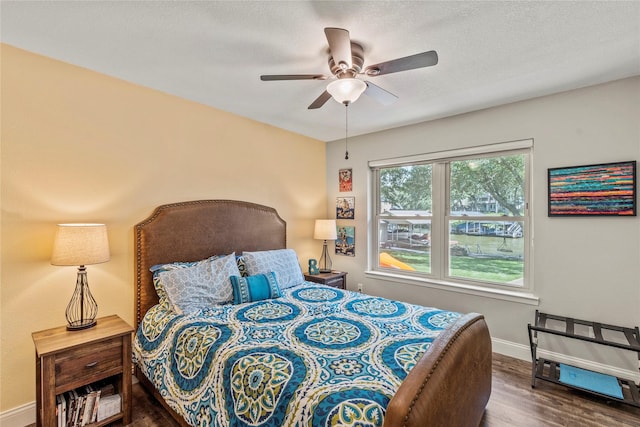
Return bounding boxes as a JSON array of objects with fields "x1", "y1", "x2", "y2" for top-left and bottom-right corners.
[{"x1": 370, "y1": 139, "x2": 532, "y2": 293}]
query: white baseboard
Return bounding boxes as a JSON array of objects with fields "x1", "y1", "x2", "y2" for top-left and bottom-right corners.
[
  {"x1": 491, "y1": 337, "x2": 533, "y2": 361},
  {"x1": 492, "y1": 337, "x2": 640, "y2": 382},
  {"x1": 0, "y1": 401, "x2": 35, "y2": 427},
  {"x1": 2, "y1": 343, "x2": 637, "y2": 426}
]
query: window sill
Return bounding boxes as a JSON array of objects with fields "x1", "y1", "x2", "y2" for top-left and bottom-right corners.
[{"x1": 364, "y1": 270, "x2": 539, "y2": 306}]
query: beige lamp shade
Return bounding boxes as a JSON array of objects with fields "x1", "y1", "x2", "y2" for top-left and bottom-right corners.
[
  {"x1": 51, "y1": 224, "x2": 110, "y2": 266},
  {"x1": 314, "y1": 219, "x2": 338, "y2": 240}
]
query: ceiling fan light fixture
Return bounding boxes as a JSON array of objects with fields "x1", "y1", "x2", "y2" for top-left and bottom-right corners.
[{"x1": 327, "y1": 78, "x2": 367, "y2": 105}]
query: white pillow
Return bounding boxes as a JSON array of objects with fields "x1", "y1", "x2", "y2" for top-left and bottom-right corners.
[
  {"x1": 243, "y1": 249, "x2": 304, "y2": 289},
  {"x1": 158, "y1": 253, "x2": 240, "y2": 314}
]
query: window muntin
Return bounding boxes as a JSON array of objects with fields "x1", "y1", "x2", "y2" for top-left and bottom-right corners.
[{"x1": 373, "y1": 145, "x2": 530, "y2": 290}]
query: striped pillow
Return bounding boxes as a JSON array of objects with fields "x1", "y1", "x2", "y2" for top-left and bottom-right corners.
[{"x1": 230, "y1": 272, "x2": 281, "y2": 305}]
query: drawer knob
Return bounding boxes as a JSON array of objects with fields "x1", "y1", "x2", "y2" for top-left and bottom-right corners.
[{"x1": 85, "y1": 361, "x2": 98, "y2": 368}]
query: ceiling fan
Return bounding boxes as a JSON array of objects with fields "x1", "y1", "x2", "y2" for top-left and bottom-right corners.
[{"x1": 260, "y1": 27, "x2": 438, "y2": 109}]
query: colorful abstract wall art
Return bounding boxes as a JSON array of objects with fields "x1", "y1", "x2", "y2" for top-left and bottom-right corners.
[{"x1": 548, "y1": 161, "x2": 636, "y2": 216}]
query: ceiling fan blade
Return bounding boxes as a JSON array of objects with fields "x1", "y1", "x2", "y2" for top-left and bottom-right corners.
[
  {"x1": 324, "y1": 27, "x2": 352, "y2": 70},
  {"x1": 308, "y1": 90, "x2": 333, "y2": 109},
  {"x1": 261, "y1": 74, "x2": 328, "y2": 81},
  {"x1": 365, "y1": 50, "x2": 438, "y2": 76},
  {"x1": 364, "y1": 81, "x2": 398, "y2": 106}
]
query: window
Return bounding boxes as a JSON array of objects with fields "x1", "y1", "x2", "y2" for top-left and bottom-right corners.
[{"x1": 371, "y1": 140, "x2": 531, "y2": 292}]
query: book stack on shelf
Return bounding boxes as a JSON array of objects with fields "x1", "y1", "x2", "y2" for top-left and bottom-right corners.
[{"x1": 55, "y1": 380, "x2": 121, "y2": 427}]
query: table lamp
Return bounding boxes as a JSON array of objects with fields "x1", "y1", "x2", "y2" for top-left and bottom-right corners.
[
  {"x1": 51, "y1": 223, "x2": 110, "y2": 330},
  {"x1": 314, "y1": 219, "x2": 337, "y2": 273}
]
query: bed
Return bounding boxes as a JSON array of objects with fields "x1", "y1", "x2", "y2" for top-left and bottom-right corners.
[{"x1": 133, "y1": 200, "x2": 492, "y2": 427}]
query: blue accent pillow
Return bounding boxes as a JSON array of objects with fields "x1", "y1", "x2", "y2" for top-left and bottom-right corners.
[{"x1": 230, "y1": 272, "x2": 281, "y2": 305}]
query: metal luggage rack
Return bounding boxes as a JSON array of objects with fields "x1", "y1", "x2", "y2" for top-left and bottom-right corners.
[{"x1": 528, "y1": 310, "x2": 640, "y2": 407}]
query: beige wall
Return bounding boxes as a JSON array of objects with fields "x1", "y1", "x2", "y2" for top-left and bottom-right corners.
[{"x1": 0, "y1": 45, "x2": 327, "y2": 412}]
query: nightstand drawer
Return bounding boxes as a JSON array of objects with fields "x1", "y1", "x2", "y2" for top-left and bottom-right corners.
[
  {"x1": 324, "y1": 277, "x2": 344, "y2": 288},
  {"x1": 304, "y1": 271, "x2": 347, "y2": 290},
  {"x1": 55, "y1": 336, "x2": 123, "y2": 390}
]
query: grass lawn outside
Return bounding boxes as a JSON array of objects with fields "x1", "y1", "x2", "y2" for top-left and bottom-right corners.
[{"x1": 382, "y1": 249, "x2": 523, "y2": 283}]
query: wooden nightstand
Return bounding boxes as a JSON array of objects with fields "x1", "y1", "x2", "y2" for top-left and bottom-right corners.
[
  {"x1": 304, "y1": 271, "x2": 347, "y2": 289},
  {"x1": 32, "y1": 315, "x2": 133, "y2": 427}
]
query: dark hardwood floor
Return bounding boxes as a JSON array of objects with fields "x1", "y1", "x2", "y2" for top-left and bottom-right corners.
[
  {"x1": 39, "y1": 353, "x2": 640, "y2": 427},
  {"x1": 481, "y1": 353, "x2": 640, "y2": 427}
]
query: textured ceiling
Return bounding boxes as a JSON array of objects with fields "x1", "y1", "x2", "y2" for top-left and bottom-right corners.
[{"x1": 2, "y1": 1, "x2": 639, "y2": 141}]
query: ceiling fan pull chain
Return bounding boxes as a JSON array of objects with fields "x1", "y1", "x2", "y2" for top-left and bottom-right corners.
[{"x1": 344, "y1": 103, "x2": 349, "y2": 160}]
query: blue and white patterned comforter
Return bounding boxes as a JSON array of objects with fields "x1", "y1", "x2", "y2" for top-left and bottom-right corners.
[{"x1": 133, "y1": 282, "x2": 461, "y2": 427}]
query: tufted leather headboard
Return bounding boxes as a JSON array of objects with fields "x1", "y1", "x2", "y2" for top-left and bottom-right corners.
[{"x1": 134, "y1": 200, "x2": 286, "y2": 329}]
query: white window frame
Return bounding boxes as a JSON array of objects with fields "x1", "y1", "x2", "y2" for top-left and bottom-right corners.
[{"x1": 368, "y1": 139, "x2": 538, "y2": 305}]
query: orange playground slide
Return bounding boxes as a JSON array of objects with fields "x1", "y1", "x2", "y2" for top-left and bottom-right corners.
[{"x1": 379, "y1": 252, "x2": 416, "y2": 271}]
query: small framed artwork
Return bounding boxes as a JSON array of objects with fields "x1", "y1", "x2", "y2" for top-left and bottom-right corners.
[
  {"x1": 548, "y1": 160, "x2": 636, "y2": 216},
  {"x1": 339, "y1": 168, "x2": 352, "y2": 192},
  {"x1": 336, "y1": 226, "x2": 355, "y2": 257},
  {"x1": 336, "y1": 197, "x2": 355, "y2": 219}
]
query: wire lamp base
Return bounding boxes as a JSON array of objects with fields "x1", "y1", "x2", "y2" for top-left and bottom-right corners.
[
  {"x1": 66, "y1": 266, "x2": 98, "y2": 331},
  {"x1": 318, "y1": 240, "x2": 333, "y2": 273}
]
